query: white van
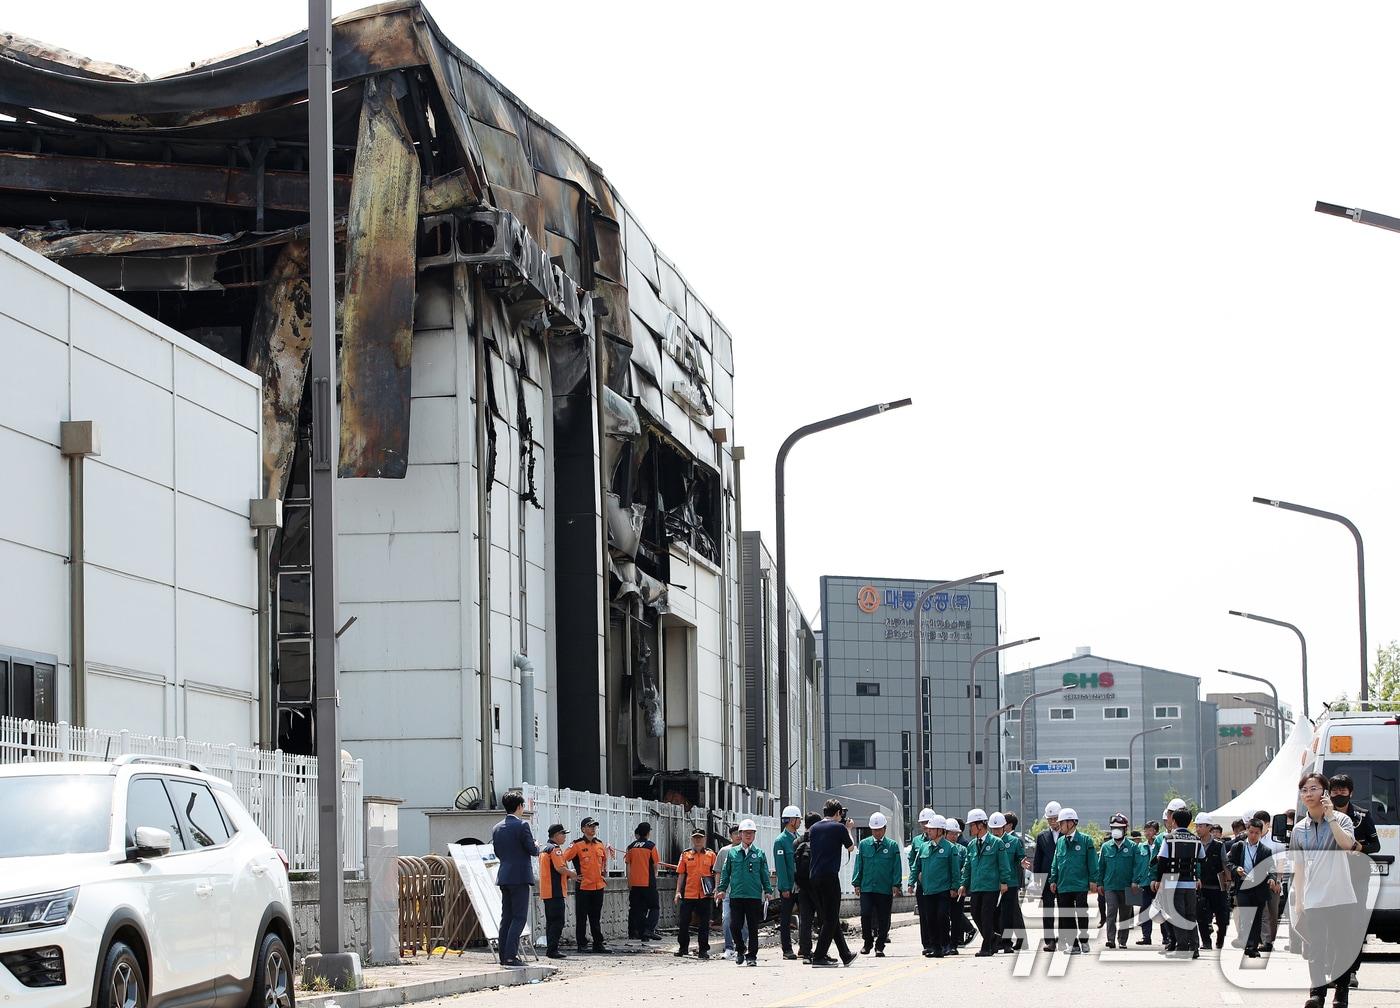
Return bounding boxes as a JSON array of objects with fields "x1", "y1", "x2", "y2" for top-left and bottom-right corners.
[{"x1": 1299, "y1": 711, "x2": 1400, "y2": 941}]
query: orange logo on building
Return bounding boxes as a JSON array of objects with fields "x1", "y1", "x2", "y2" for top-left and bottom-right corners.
[{"x1": 856, "y1": 585, "x2": 880, "y2": 613}]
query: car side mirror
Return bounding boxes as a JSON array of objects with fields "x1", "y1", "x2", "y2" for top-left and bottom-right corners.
[{"x1": 131, "y1": 826, "x2": 172, "y2": 860}]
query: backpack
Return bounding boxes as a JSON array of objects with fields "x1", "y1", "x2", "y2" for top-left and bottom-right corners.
[{"x1": 794, "y1": 834, "x2": 813, "y2": 886}]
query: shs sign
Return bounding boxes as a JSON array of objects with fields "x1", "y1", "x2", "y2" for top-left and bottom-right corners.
[
  {"x1": 1062, "y1": 671, "x2": 1114, "y2": 689},
  {"x1": 1220, "y1": 725, "x2": 1255, "y2": 738}
]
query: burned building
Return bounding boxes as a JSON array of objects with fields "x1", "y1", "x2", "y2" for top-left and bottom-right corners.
[{"x1": 0, "y1": 1, "x2": 753, "y2": 846}]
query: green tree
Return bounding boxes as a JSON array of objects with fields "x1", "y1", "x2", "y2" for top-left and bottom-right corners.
[
  {"x1": 1162, "y1": 786, "x2": 1200, "y2": 820},
  {"x1": 1327, "y1": 640, "x2": 1400, "y2": 712}
]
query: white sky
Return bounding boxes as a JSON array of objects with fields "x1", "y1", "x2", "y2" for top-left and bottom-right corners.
[{"x1": 13, "y1": 1, "x2": 1400, "y2": 722}]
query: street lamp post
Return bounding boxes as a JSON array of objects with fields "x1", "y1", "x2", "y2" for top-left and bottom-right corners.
[
  {"x1": 1229, "y1": 611, "x2": 1309, "y2": 723},
  {"x1": 1202, "y1": 740, "x2": 1240, "y2": 808},
  {"x1": 968, "y1": 637, "x2": 1040, "y2": 807},
  {"x1": 775, "y1": 398, "x2": 912, "y2": 802},
  {"x1": 1128, "y1": 724, "x2": 1172, "y2": 829},
  {"x1": 1017, "y1": 684, "x2": 1075, "y2": 824},
  {"x1": 981, "y1": 703, "x2": 1016, "y2": 811},
  {"x1": 912, "y1": 570, "x2": 1004, "y2": 811},
  {"x1": 1253, "y1": 497, "x2": 1368, "y2": 703},
  {"x1": 1221, "y1": 668, "x2": 1283, "y2": 753}
]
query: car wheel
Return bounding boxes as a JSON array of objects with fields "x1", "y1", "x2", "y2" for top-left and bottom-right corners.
[
  {"x1": 250, "y1": 932, "x2": 294, "y2": 1008},
  {"x1": 100, "y1": 942, "x2": 146, "y2": 1008}
]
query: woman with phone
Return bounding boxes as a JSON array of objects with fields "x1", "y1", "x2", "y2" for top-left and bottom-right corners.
[{"x1": 1290, "y1": 771, "x2": 1363, "y2": 1007}]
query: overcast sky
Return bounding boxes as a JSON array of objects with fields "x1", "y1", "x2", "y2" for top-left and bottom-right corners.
[{"x1": 13, "y1": 1, "x2": 1400, "y2": 722}]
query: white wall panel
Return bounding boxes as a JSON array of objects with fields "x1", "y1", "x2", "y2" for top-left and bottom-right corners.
[
  {"x1": 0, "y1": 314, "x2": 68, "y2": 445},
  {"x1": 338, "y1": 533, "x2": 460, "y2": 603},
  {"x1": 84, "y1": 463, "x2": 175, "y2": 586},
  {"x1": 85, "y1": 567, "x2": 174, "y2": 682},
  {"x1": 351, "y1": 738, "x2": 464, "y2": 808},
  {"x1": 406, "y1": 397, "x2": 458, "y2": 464},
  {"x1": 175, "y1": 399, "x2": 257, "y2": 516},
  {"x1": 410, "y1": 330, "x2": 457, "y2": 397},
  {"x1": 0, "y1": 428, "x2": 67, "y2": 555},
  {"x1": 0, "y1": 540, "x2": 67, "y2": 662},
  {"x1": 71, "y1": 294, "x2": 172, "y2": 389},
  {"x1": 182, "y1": 686, "x2": 253, "y2": 747},
  {"x1": 338, "y1": 601, "x2": 462, "y2": 672},
  {"x1": 0, "y1": 246, "x2": 68, "y2": 337},
  {"x1": 87, "y1": 668, "x2": 166, "y2": 736},
  {"x1": 173, "y1": 350, "x2": 259, "y2": 428},
  {"x1": 176, "y1": 494, "x2": 255, "y2": 606},
  {"x1": 175, "y1": 590, "x2": 255, "y2": 694},
  {"x1": 341, "y1": 668, "x2": 463, "y2": 741},
  {"x1": 71, "y1": 351, "x2": 174, "y2": 488},
  {"x1": 337, "y1": 464, "x2": 459, "y2": 534}
]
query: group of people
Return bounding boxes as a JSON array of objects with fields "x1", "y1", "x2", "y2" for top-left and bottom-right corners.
[{"x1": 492, "y1": 772, "x2": 1377, "y2": 1006}]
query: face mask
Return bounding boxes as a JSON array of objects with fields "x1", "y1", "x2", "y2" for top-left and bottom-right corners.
[
  {"x1": 1111, "y1": 829, "x2": 1123, "y2": 840},
  {"x1": 1332, "y1": 794, "x2": 1350, "y2": 808}
]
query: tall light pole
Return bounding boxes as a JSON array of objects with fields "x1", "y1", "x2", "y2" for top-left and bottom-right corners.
[
  {"x1": 1017, "y1": 684, "x2": 1075, "y2": 824},
  {"x1": 1253, "y1": 497, "x2": 1368, "y2": 703},
  {"x1": 1229, "y1": 610, "x2": 1308, "y2": 723},
  {"x1": 981, "y1": 703, "x2": 1016, "y2": 811},
  {"x1": 1221, "y1": 668, "x2": 1283, "y2": 754},
  {"x1": 774, "y1": 398, "x2": 912, "y2": 803},
  {"x1": 1316, "y1": 200, "x2": 1400, "y2": 234},
  {"x1": 1202, "y1": 740, "x2": 1240, "y2": 808},
  {"x1": 968, "y1": 637, "x2": 1040, "y2": 807},
  {"x1": 912, "y1": 570, "x2": 1003, "y2": 811},
  {"x1": 306, "y1": 0, "x2": 354, "y2": 987},
  {"x1": 1128, "y1": 724, "x2": 1172, "y2": 829}
]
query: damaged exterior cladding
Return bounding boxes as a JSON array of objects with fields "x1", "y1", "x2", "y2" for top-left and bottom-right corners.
[{"x1": 0, "y1": 0, "x2": 756, "y2": 848}]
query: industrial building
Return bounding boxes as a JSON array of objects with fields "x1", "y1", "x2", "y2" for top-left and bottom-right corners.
[
  {"x1": 819, "y1": 574, "x2": 1002, "y2": 830},
  {"x1": 0, "y1": 2, "x2": 779, "y2": 850},
  {"x1": 1208, "y1": 691, "x2": 1294, "y2": 804},
  {"x1": 1004, "y1": 650, "x2": 1217, "y2": 827}
]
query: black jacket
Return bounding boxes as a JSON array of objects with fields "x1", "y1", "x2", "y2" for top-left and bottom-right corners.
[
  {"x1": 1033, "y1": 828, "x2": 1058, "y2": 874},
  {"x1": 1225, "y1": 839, "x2": 1277, "y2": 894}
]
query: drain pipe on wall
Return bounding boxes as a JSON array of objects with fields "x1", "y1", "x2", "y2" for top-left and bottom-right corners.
[
  {"x1": 60, "y1": 421, "x2": 100, "y2": 727},
  {"x1": 249, "y1": 499, "x2": 283, "y2": 750},
  {"x1": 514, "y1": 653, "x2": 536, "y2": 783}
]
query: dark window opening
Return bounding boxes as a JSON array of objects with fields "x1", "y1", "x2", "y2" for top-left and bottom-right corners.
[
  {"x1": 840, "y1": 739, "x2": 876, "y2": 770},
  {"x1": 856, "y1": 682, "x2": 880, "y2": 697}
]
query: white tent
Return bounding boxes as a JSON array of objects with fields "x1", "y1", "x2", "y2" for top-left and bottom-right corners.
[{"x1": 1202, "y1": 717, "x2": 1314, "y2": 823}]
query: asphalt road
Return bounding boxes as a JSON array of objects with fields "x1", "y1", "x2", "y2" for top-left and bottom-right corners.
[{"x1": 414, "y1": 916, "x2": 1400, "y2": 1007}]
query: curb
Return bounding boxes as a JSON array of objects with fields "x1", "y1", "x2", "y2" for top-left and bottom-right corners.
[{"x1": 299, "y1": 964, "x2": 557, "y2": 1008}]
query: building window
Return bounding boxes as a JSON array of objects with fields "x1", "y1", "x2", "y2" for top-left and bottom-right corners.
[
  {"x1": 1007, "y1": 759, "x2": 1022, "y2": 772},
  {"x1": 856, "y1": 682, "x2": 881, "y2": 697},
  {"x1": 0, "y1": 649, "x2": 57, "y2": 722},
  {"x1": 966, "y1": 751, "x2": 984, "y2": 765},
  {"x1": 1006, "y1": 709, "x2": 1020, "y2": 721},
  {"x1": 1103, "y1": 706, "x2": 1129, "y2": 720},
  {"x1": 1104, "y1": 757, "x2": 1130, "y2": 771},
  {"x1": 840, "y1": 739, "x2": 876, "y2": 770},
  {"x1": 965, "y1": 684, "x2": 983, "y2": 698},
  {"x1": 1154, "y1": 705, "x2": 1180, "y2": 720},
  {"x1": 1155, "y1": 756, "x2": 1183, "y2": 771},
  {"x1": 1049, "y1": 708, "x2": 1075, "y2": 721}
]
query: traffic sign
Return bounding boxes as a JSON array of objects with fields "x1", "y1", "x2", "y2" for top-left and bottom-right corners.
[{"x1": 1029, "y1": 762, "x2": 1074, "y2": 775}]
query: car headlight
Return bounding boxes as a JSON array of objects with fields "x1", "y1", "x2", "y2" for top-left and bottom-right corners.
[{"x1": 0, "y1": 889, "x2": 78, "y2": 934}]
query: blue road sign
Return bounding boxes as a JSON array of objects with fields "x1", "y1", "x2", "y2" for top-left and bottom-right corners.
[{"x1": 1029, "y1": 762, "x2": 1074, "y2": 775}]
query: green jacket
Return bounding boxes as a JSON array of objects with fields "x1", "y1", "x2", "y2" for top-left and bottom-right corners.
[
  {"x1": 718, "y1": 844, "x2": 773, "y2": 900},
  {"x1": 773, "y1": 829, "x2": 798, "y2": 891},
  {"x1": 1140, "y1": 835, "x2": 1164, "y2": 884},
  {"x1": 961, "y1": 832, "x2": 1007, "y2": 892},
  {"x1": 999, "y1": 831, "x2": 1026, "y2": 887},
  {"x1": 912, "y1": 837, "x2": 960, "y2": 894},
  {"x1": 852, "y1": 836, "x2": 903, "y2": 894},
  {"x1": 908, "y1": 834, "x2": 929, "y2": 887},
  {"x1": 1098, "y1": 838, "x2": 1141, "y2": 890},
  {"x1": 1049, "y1": 831, "x2": 1100, "y2": 893}
]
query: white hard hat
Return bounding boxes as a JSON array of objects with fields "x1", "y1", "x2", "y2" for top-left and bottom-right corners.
[
  {"x1": 965, "y1": 808, "x2": 988, "y2": 825},
  {"x1": 739, "y1": 818, "x2": 757, "y2": 832},
  {"x1": 917, "y1": 807, "x2": 935, "y2": 825},
  {"x1": 988, "y1": 812, "x2": 1007, "y2": 829},
  {"x1": 1045, "y1": 801, "x2": 1062, "y2": 818},
  {"x1": 1167, "y1": 798, "x2": 1188, "y2": 812},
  {"x1": 870, "y1": 812, "x2": 888, "y2": 829},
  {"x1": 945, "y1": 818, "x2": 962, "y2": 833},
  {"x1": 1194, "y1": 813, "x2": 1213, "y2": 827},
  {"x1": 1058, "y1": 808, "x2": 1079, "y2": 822},
  {"x1": 782, "y1": 805, "x2": 802, "y2": 820},
  {"x1": 929, "y1": 815, "x2": 948, "y2": 830}
]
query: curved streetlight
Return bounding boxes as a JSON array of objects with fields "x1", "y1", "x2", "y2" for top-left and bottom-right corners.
[
  {"x1": 1128, "y1": 724, "x2": 1172, "y2": 828},
  {"x1": 912, "y1": 570, "x2": 1003, "y2": 810},
  {"x1": 981, "y1": 703, "x2": 1016, "y2": 811},
  {"x1": 1202, "y1": 740, "x2": 1241, "y2": 808},
  {"x1": 1016, "y1": 684, "x2": 1076, "y2": 824},
  {"x1": 968, "y1": 637, "x2": 1041, "y2": 806},
  {"x1": 1221, "y1": 668, "x2": 1283, "y2": 754},
  {"x1": 774, "y1": 397, "x2": 912, "y2": 802},
  {"x1": 1252, "y1": 497, "x2": 1367, "y2": 703},
  {"x1": 1229, "y1": 610, "x2": 1309, "y2": 722}
]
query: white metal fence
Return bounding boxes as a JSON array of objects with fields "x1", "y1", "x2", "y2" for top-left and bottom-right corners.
[{"x1": 0, "y1": 717, "x2": 363, "y2": 874}]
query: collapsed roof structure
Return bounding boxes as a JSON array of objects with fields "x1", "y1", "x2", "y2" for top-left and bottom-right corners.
[{"x1": 0, "y1": 2, "x2": 754, "y2": 817}]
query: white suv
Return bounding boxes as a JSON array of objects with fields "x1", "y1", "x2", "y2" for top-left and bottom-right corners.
[{"x1": 0, "y1": 757, "x2": 295, "y2": 1008}]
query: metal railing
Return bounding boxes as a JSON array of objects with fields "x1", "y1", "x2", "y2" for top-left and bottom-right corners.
[{"x1": 0, "y1": 716, "x2": 363, "y2": 874}]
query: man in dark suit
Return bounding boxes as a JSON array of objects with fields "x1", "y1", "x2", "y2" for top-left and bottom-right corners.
[
  {"x1": 492, "y1": 790, "x2": 539, "y2": 967},
  {"x1": 1033, "y1": 803, "x2": 1061, "y2": 952},
  {"x1": 1226, "y1": 816, "x2": 1280, "y2": 957}
]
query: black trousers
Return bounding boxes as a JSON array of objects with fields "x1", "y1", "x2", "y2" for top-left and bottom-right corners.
[
  {"x1": 999, "y1": 886, "x2": 1026, "y2": 947},
  {"x1": 1140, "y1": 886, "x2": 1156, "y2": 942},
  {"x1": 1041, "y1": 885, "x2": 1058, "y2": 942},
  {"x1": 779, "y1": 892, "x2": 797, "y2": 955},
  {"x1": 971, "y1": 891, "x2": 1002, "y2": 954},
  {"x1": 811, "y1": 874, "x2": 852, "y2": 962},
  {"x1": 677, "y1": 897, "x2": 712, "y2": 954},
  {"x1": 797, "y1": 886, "x2": 817, "y2": 958},
  {"x1": 951, "y1": 891, "x2": 974, "y2": 944},
  {"x1": 1057, "y1": 890, "x2": 1089, "y2": 944},
  {"x1": 1197, "y1": 887, "x2": 1229, "y2": 947},
  {"x1": 1236, "y1": 888, "x2": 1267, "y2": 952},
  {"x1": 628, "y1": 885, "x2": 659, "y2": 938},
  {"x1": 543, "y1": 896, "x2": 565, "y2": 954},
  {"x1": 497, "y1": 883, "x2": 529, "y2": 963},
  {"x1": 859, "y1": 892, "x2": 893, "y2": 949},
  {"x1": 730, "y1": 897, "x2": 764, "y2": 960},
  {"x1": 575, "y1": 889, "x2": 605, "y2": 949},
  {"x1": 923, "y1": 891, "x2": 952, "y2": 952},
  {"x1": 1167, "y1": 885, "x2": 1199, "y2": 951}
]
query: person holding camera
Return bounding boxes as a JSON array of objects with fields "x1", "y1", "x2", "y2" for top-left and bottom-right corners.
[{"x1": 808, "y1": 799, "x2": 857, "y2": 967}]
